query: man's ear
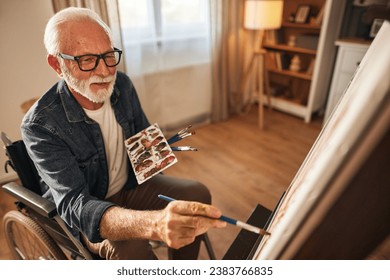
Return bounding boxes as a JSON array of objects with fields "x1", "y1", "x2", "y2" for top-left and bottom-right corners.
[{"x1": 47, "y1": 54, "x2": 63, "y2": 77}]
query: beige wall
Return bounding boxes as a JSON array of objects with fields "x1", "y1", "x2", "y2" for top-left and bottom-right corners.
[
  {"x1": 0, "y1": 0, "x2": 58, "y2": 182},
  {"x1": 133, "y1": 64, "x2": 212, "y2": 132}
]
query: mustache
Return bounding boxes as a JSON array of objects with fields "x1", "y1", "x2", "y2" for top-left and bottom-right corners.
[{"x1": 89, "y1": 75, "x2": 116, "y2": 84}]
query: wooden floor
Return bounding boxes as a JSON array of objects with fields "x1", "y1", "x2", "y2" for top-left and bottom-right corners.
[
  {"x1": 163, "y1": 108, "x2": 323, "y2": 259},
  {"x1": 0, "y1": 107, "x2": 323, "y2": 260}
]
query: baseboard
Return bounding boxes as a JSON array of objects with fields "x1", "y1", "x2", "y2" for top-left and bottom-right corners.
[{"x1": 161, "y1": 113, "x2": 210, "y2": 135}]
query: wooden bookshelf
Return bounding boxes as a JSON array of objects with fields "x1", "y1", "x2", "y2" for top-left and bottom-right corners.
[
  {"x1": 282, "y1": 22, "x2": 322, "y2": 30},
  {"x1": 263, "y1": 44, "x2": 317, "y2": 55},
  {"x1": 261, "y1": 0, "x2": 337, "y2": 122},
  {"x1": 268, "y1": 69, "x2": 312, "y2": 81}
]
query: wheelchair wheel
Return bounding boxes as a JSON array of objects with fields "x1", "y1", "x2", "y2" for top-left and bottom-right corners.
[{"x1": 3, "y1": 210, "x2": 67, "y2": 260}]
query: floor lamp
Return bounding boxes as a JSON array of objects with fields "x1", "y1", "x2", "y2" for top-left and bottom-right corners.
[{"x1": 240, "y1": 0, "x2": 283, "y2": 129}]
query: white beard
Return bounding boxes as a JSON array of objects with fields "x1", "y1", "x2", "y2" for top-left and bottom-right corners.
[{"x1": 61, "y1": 64, "x2": 116, "y2": 103}]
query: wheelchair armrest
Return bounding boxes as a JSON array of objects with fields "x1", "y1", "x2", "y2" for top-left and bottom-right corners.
[{"x1": 2, "y1": 182, "x2": 57, "y2": 219}]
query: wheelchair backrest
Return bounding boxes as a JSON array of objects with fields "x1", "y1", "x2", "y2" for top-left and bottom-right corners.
[{"x1": 2, "y1": 133, "x2": 42, "y2": 195}]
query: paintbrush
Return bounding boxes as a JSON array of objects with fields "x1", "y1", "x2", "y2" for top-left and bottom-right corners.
[
  {"x1": 167, "y1": 125, "x2": 195, "y2": 145},
  {"x1": 168, "y1": 131, "x2": 195, "y2": 145},
  {"x1": 158, "y1": 194, "x2": 270, "y2": 236},
  {"x1": 171, "y1": 146, "x2": 198, "y2": 151}
]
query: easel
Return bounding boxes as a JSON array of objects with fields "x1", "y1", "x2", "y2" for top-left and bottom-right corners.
[
  {"x1": 222, "y1": 204, "x2": 271, "y2": 259},
  {"x1": 223, "y1": 192, "x2": 285, "y2": 260}
]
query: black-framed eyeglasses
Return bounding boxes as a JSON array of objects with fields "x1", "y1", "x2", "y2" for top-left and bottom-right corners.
[{"x1": 58, "y1": 47, "x2": 122, "y2": 72}]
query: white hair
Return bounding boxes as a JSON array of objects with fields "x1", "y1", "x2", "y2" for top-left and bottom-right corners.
[{"x1": 44, "y1": 7, "x2": 113, "y2": 55}]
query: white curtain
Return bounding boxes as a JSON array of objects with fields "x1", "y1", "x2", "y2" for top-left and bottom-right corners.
[
  {"x1": 116, "y1": 0, "x2": 212, "y2": 131},
  {"x1": 51, "y1": 0, "x2": 250, "y2": 130},
  {"x1": 209, "y1": 0, "x2": 255, "y2": 122}
]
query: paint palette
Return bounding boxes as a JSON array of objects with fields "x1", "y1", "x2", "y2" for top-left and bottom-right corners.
[{"x1": 125, "y1": 123, "x2": 177, "y2": 184}]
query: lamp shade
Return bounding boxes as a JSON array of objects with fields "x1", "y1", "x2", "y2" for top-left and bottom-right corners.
[{"x1": 244, "y1": 0, "x2": 283, "y2": 30}]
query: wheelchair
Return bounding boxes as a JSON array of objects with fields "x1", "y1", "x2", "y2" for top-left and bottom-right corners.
[
  {"x1": 2, "y1": 181, "x2": 92, "y2": 260},
  {"x1": 1, "y1": 132, "x2": 216, "y2": 260}
]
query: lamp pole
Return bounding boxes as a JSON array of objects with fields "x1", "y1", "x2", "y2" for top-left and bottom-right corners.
[{"x1": 240, "y1": 0, "x2": 283, "y2": 129}]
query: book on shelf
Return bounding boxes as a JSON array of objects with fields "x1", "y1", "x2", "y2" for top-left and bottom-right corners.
[
  {"x1": 295, "y1": 34, "x2": 319, "y2": 50},
  {"x1": 263, "y1": 30, "x2": 284, "y2": 45},
  {"x1": 306, "y1": 58, "x2": 316, "y2": 75},
  {"x1": 275, "y1": 52, "x2": 282, "y2": 70},
  {"x1": 315, "y1": 5, "x2": 325, "y2": 26},
  {"x1": 264, "y1": 30, "x2": 277, "y2": 45},
  {"x1": 277, "y1": 52, "x2": 291, "y2": 70},
  {"x1": 270, "y1": 52, "x2": 290, "y2": 71}
]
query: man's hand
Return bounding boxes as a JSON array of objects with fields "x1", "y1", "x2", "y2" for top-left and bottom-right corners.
[
  {"x1": 155, "y1": 200, "x2": 226, "y2": 249},
  {"x1": 99, "y1": 201, "x2": 226, "y2": 248}
]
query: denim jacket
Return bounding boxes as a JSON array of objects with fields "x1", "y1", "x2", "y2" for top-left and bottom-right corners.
[{"x1": 21, "y1": 71, "x2": 149, "y2": 242}]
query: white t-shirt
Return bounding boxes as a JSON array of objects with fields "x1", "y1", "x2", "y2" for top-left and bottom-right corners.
[{"x1": 84, "y1": 101, "x2": 128, "y2": 198}]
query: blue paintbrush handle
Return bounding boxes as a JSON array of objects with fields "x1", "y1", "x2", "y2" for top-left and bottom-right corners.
[
  {"x1": 158, "y1": 194, "x2": 175, "y2": 202},
  {"x1": 219, "y1": 215, "x2": 237, "y2": 225},
  {"x1": 167, "y1": 135, "x2": 181, "y2": 145}
]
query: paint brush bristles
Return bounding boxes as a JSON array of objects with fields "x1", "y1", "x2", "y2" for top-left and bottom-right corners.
[
  {"x1": 171, "y1": 146, "x2": 198, "y2": 151},
  {"x1": 177, "y1": 125, "x2": 192, "y2": 135},
  {"x1": 167, "y1": 126, "x2": 195, "y2": 145}
]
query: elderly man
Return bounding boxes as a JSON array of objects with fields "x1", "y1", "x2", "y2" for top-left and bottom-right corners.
[{"x1": 21, "y1": 7, "x2": 225, "y2": 260}]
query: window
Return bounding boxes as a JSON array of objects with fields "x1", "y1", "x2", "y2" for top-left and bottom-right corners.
[{"x1": 118, "y1": 0, "x2": 210, "y2": 76}]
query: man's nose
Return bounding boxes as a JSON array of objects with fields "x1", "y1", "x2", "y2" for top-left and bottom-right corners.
[{"x1": 94, "y1": 57, "x2": 110, "y2": 76}]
